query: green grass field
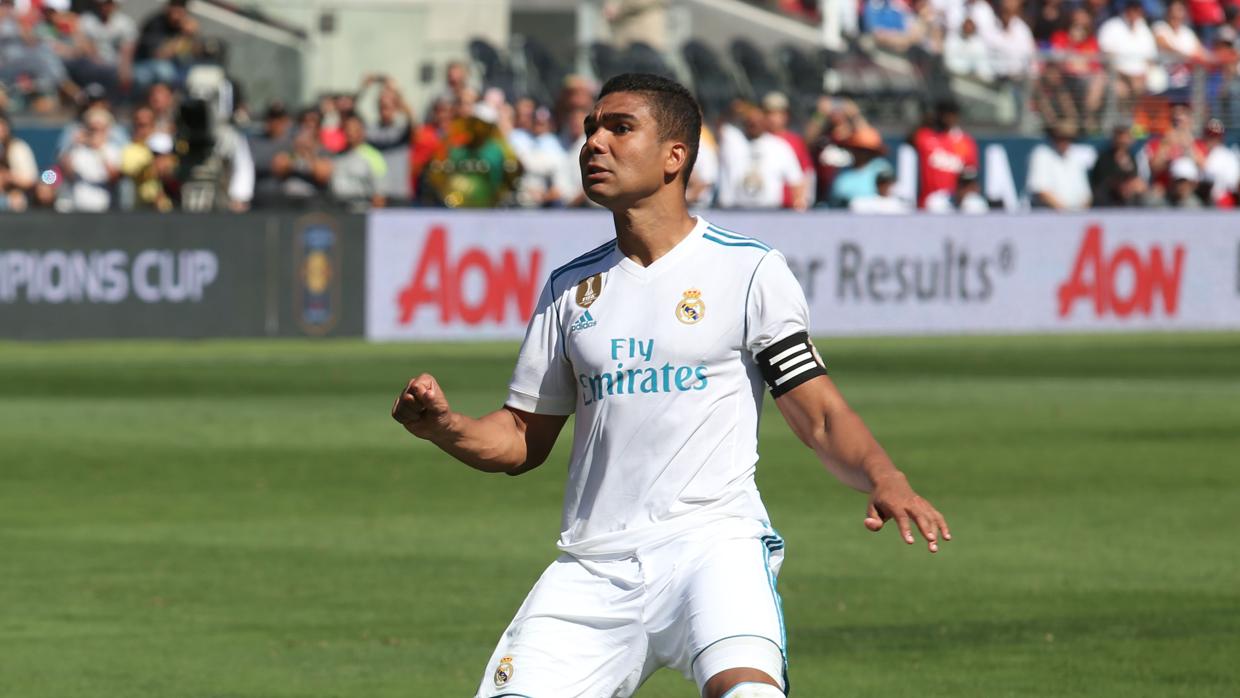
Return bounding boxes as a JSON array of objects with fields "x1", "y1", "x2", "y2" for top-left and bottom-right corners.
[{"x1": 2, "y1": 333, "x2": 1238, "y2": 697}]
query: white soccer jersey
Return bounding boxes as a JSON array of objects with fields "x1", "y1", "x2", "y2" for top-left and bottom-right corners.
[{"x1": 506, "y1": 216, "x2": 818, "y2": 558}]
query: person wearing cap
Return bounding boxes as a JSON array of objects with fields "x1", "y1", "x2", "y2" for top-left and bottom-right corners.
[
  {"x1": 1201, "y1": 118, "x2": 1239, "y2": 207},
  {"x1": 1027, "y1": 120, "x2": 1093, "y2": 210},
  {"x1": 909, "y1": 99, "x2": 979, "y2": 208},
  {"x1": 119, "y1": 105, "x2": 175, "y2": 210},
  {"x1": 762, "y1": 91, "x2": 812, "y2": 208},
  {"x1": 76, "y1": 0, "x2": 138, "y2": 96},
  {"x1": 1161, "y1": 156, "x2": 1206, "y2": 207}
]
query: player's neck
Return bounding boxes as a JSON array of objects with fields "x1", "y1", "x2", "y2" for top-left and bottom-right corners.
[{"x1": 611, "y1": 199, "x2": 696, "y2": 268}]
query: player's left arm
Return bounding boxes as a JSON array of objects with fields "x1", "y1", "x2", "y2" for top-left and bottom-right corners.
[{"x1": 773, "y1": 373, "x2": 952, "y2": 553}]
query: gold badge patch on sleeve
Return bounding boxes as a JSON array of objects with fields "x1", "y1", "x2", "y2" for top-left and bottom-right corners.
[{"x1": 575, "y1": 273, "x2": 604, "y2": 308}]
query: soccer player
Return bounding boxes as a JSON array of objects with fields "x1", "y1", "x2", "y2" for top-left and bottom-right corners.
[{"x1": 392, "y1": 73, "x2": 951, "y2": 698}]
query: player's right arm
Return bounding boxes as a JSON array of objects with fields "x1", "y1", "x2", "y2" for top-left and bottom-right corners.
[{"x1": 392, "y1": 373, "x2": 569, "y2": 475}]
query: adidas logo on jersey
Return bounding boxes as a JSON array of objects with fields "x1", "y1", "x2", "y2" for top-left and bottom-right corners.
[{"x1": 570, "y1": 310, "x2": 597, "y2": 334}]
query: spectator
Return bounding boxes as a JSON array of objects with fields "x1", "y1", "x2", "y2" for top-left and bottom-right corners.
[
  {"x1": 925, "y1": 166, "x2": 989, "y2": 211},
  {"x1": 119, "y1": 107, "x2": 175, "y2": 210},
  {"x1": 910, "y1": 99, "x2": 978, "y2": 207},
  {"x1": 1098, "y1": 0, "x2": 1159, "y2": 104},
  {"x1": 360, "y1": 74, "x2": 414, "y2": 201},
  {"x1": 554, "y1": 104, "x2": 591, "y2": 207},
  {"x1": 0, "y1": 110, "x2": 37, "y2": 211},
  {"x1": 717, "y1": 103, "x2": 806, "y2": 209},
  {"x1": 268, "y1": 109, "x2": 334, "y2": 206},
  {"x1": 331, "y1": 111, "x2": 386, "y2": 210},
  {"x1": 830, "y1": 127, "x2": 895, "y2": 207},
  {"x1": 1, "y1": 0, "x2": 74, "y2": 112},
  {"x1": 72, "y1": 0, "x2": 138, "y2": 98},
  {"x1": 944, "y1": 17, "x2": 996, "y2": 80},
  {"x1": 946, "y1": 0, "x2": 998, "y2": 38},
  {"x1": 1210, "y1": 26, "x2": 1239, "y2": 123},
  {"x1": 1031, "y1": 0, "x2": 1067, "y2": 44},
  {"x1": 425, "y1": 109, "x2": 520, "y2": 208},
  {"x1": 1141, "y1": 100, "x2": 1206, "y2": 192},
  {"x1": 865, "y1": 0, "x2": 919, "y2": 51},
  {"x1": 437, "y1": 60, "x2": 473, "y2": 106},
  {"x1": 687, "y1": 124, "x2": 719, "y2": 207},
  {"x1": 1157, "y1": 156, "x2": 1206, "y2": 206},
  {"x1": 411, "y1": 97, "x2": 452, "y2": 200},
  {"x1": 134, "y1": 0, "x2": 200, "y2": 89},
  {"x1": 849, "y1": 166, "x2": 912, "y2": 213},
  {"x1": 1048, "y1": 7, "x2": 1107, "y2": 131},
  {"x1": 1090, "y1": 124, "x2": 1142, "y2": 205},
  {"x1": 763, "y1": 91, "x2": 812, "y2": 207},
  {"x1": 1201, "y1": 118, "x2": 1239, "y2": 206},
  {"x1": 603, "y1": 0, "x2": 669, "y2": 51},
  {"x1": 59, "y1": 105, "x2": 121, "y2": 211},
  {"x1": 1156, "y1": 0, "x2": 1210, "y2": 60},
  {"x1": 1027, "y1": 120, "x2": 1093, "y2": 210},
  {"x1": 1187, "y1": 0, "x2": 1225, "y2": 42},
  {"x1": 145, "y1": 80, "x2": 177, "y2": 134},
  {"x1": 808, "y1": 97, "x2": 864, "y2": 207},
  {"x1": 249, "y1": 101, "x2": 293, "y2": 202},
  {"x1": 511, "y1": 105, "x2": 567, "y2": 208},
  {"x1": 55, "y1": 85, "x2": 127, "y2": 156},
  {"x1": 317, "y1": 93, "x2": 350, "y2": 154},
  {"x1": 987, "y1": 0, "x2": 1037, "y2": 79}
]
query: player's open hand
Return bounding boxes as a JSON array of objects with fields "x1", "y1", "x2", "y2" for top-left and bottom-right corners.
[
  {"x1": 391, "y1": 374, "x2": 454, "y2": 440},
  {"x1": 863, "y1": 474, "x2": 951, "y2": 553}
]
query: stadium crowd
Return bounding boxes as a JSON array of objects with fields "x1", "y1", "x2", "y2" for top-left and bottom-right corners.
[{"x1": 1, "y1": 0, "x2": 1238, "y2": 213}]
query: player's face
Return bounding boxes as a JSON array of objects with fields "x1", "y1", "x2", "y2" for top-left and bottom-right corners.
[{"x1": 580, "y1": 92, "x2": 675, "y2": 208}]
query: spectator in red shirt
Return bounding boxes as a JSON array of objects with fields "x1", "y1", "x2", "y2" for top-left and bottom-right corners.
[
  {"x1": 762, "y1": 91, "x2": 812, "y2": 208},
  {"x1": 1141, "y1": 100, "x2": 1207, "y2": 195},
  {"x1": 411, "y1": 96, "x2": 453, "y2": 199},
  {"x1": 1049, "y1": 7, "x2": 1107, "y2": 131},
  {"x1": 909, "y1": 99, "x2": 978, "y2": 208}
]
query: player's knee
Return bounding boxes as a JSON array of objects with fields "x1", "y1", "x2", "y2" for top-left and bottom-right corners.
[
  {"x1": 695, "y1": 635, "x2": 785, "y2": 697},
  {"x1": 718, "y1": 682, "x2": 785, "y2": 698}
]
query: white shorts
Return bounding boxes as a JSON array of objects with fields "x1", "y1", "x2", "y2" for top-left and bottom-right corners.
[{"x1": 473, "y1": 519, "x2": 788, "y2": 698}]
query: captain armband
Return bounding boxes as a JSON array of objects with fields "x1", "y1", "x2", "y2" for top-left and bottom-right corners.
[{"x1": 755, "y1": 331, "x2": 827, "y2": 398}]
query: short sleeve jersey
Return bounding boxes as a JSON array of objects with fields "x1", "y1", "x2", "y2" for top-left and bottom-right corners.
[{"x1": 506, "y1": 217, "x2": 817, "y2": 557}]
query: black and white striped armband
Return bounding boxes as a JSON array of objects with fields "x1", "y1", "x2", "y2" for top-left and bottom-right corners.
[{"x1": 755, "y1": 331, "x2": 828, "y2": 398}]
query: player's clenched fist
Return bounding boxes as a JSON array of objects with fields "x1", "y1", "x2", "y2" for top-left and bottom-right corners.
[{"x1": 391, "y1": 374, "x2": 453, "y2": 439}]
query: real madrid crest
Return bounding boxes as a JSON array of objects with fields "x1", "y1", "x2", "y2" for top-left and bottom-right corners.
[
  {"x1": 494, "y1": 655, "x2": 515, "y2": 688},
  {"x1": 676, "y1": 288, "x2": 705, "y2": 324},
  {"x1": 575, "y1": 272, "x2": 604, "y2": 308}
]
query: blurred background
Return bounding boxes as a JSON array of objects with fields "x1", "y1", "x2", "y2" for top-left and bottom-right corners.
[
  {"x1": 2, "y1": 2, "x2": 1239, "y2": 697},
  {"x1": 0, "y1": 0, "x2": 1238, "y2": 213}
]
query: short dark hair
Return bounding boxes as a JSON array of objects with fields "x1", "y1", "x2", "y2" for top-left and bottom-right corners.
[{"x1": 598, "y1": 73, "x2": 701, "y2": 185}]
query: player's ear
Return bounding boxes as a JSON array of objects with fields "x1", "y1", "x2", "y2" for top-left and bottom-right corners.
[{"x1": 664, "y1": 141, "x2": 688, "y2": 183}]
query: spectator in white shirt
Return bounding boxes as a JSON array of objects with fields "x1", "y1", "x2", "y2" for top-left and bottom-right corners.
[
  {"x1": 717, "y1": 104, "x2": 806, "y2": 209},
  {"x1": 1098, "y1": 1, "x2": 1158, "y2": 101},
  {"x1": 944, "y1": 17, "x2": 995, "y2": 80},
  {"x1": 1027, "y1": 120, "x2": 1093, "y2": 210},
  {"x1": 987, "y1": 0, "x2": 1037, "y2": 79},
  {"x1": 1153, "y1": 1, "x2": 1207, "y2": 61},
  {"x1": 512, "y1": 105, "x2": 567, "y2": 208},
  {"x1": 1201, "y1": 118, "x2": 1239, "y2": 207},
  {"x1": 59, "y1": 106, "x2": 121, "y2": 212}
]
